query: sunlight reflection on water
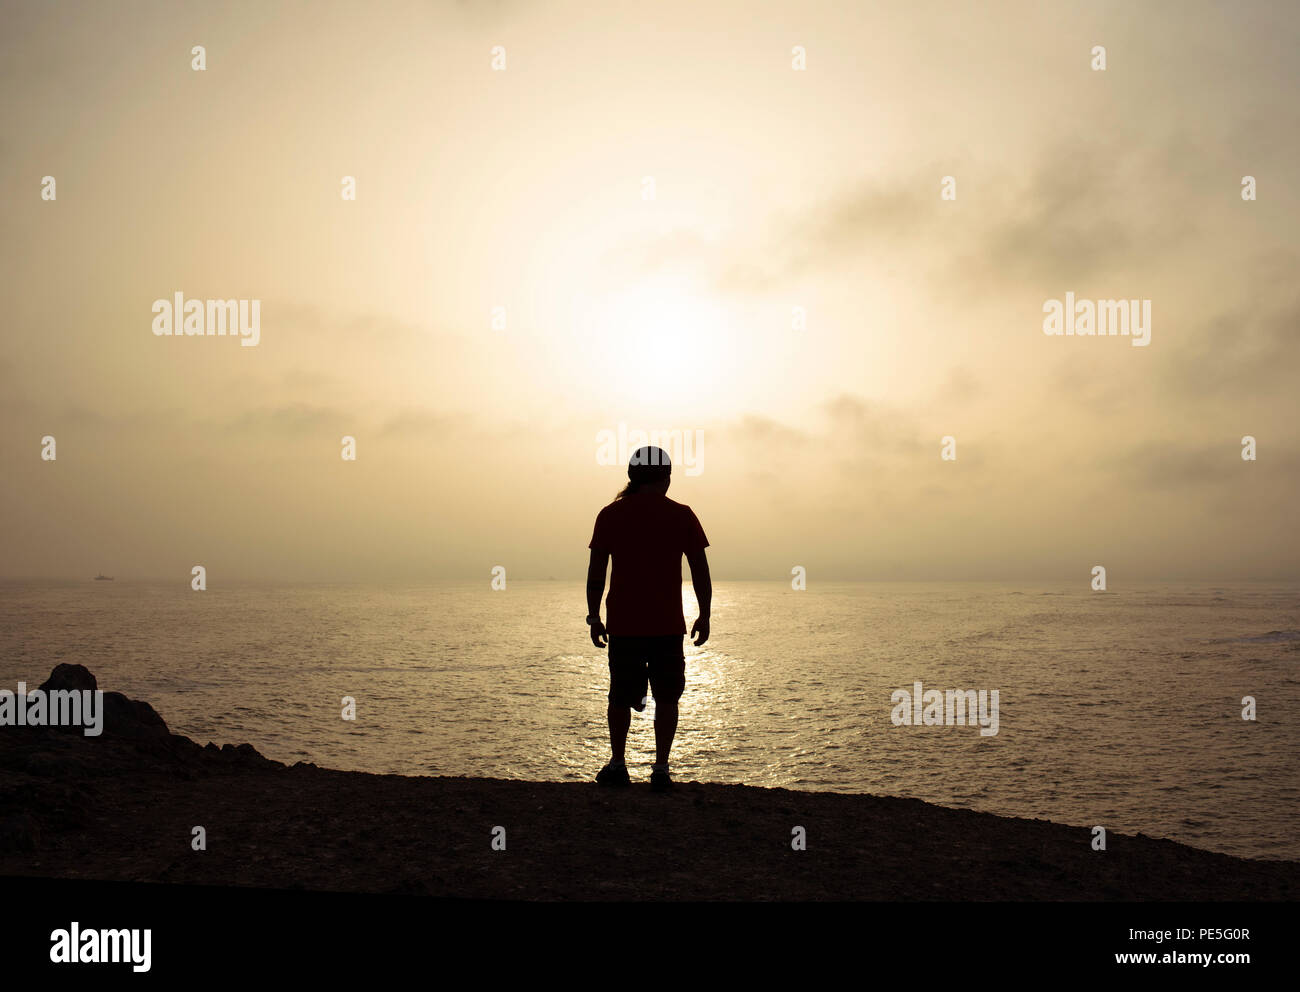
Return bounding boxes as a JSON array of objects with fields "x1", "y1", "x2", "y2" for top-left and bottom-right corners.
[{"x1": 1, "y1": 579, "x2": 1297, "y2": 859}]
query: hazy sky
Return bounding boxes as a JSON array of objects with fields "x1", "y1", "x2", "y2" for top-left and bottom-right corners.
[{"x1": 1, "y1": 0, "x2": 1296, "y2": 582}]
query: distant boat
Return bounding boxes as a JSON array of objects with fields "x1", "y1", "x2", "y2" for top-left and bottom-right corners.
[{"x1": 94, "y1": 574, "x2": 114, "y2": 581}]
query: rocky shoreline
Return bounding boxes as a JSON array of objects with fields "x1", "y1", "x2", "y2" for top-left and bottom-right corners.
[{"x1": 1, "y1": 665, "x2": 1296, "y2": 900}]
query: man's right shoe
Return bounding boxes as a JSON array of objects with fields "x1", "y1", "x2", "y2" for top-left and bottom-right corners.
[
  {"x1": 596, "y1": 762, "x2": 631, "y2": 787},
  {"x1": 649, "y1": 767, "x2": 673, "y2": 791}
]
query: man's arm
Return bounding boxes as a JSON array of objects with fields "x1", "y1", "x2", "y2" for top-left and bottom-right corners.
[
  {"x1": 685, "y1": 547, "x2": 711, "y2": 646},
  {"x1": 586, "y1": 548, "x2": 609, "y2": 648}
]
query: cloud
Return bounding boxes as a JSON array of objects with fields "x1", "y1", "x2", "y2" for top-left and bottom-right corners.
[
  {"x1": 1102, "y1": 438, "x2": 1300, "y2": 493},
  {"x1": 821, "y1": 394, "x2": 922, "y2": 455},
  {"x1": 1162, "y1": 291, "x2": 1300, "y2": 401},
  {"x1": 377, "y1": 409, "x2": 464, "y2": 439},
  {"x1": 224, "y1": 403, "x2": 348, "y2": 436},
  {"x1": 629, "y1": 132, "x2": 1211, "y2": 300},
  {"x1": 728, "y1": 413, "x2": 809, "y2": 446}
]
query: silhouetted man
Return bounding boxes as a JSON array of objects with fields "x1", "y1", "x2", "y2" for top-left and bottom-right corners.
[{"x1": 587, "y1": 445, "x2": 711, "y2": 791}]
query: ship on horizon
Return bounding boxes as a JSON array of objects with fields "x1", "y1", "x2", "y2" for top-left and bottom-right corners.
[{"x1": 93, "y1": 574, "x2": 114, "y2": 581}]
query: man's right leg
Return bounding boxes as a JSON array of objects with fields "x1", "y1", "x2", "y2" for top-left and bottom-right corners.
[
  {"x1": 608, "y1": 702, "x2": 631, "y2": 762},
  {"x1": 597, "y1": 641, "x2": 645, "y2": 785}
]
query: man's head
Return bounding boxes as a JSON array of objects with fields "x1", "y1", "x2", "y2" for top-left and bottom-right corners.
[{"x1": 623, "y1": 445, "x2": 671, "y2": 496}]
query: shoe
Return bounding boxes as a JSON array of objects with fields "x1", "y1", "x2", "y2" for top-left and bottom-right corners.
[
  {"x1": 596, "y1": 762, "x2": 631, "y2": 787},
  {"x1": 649, "y1": 767, "x2": 672, "y2": 791}
]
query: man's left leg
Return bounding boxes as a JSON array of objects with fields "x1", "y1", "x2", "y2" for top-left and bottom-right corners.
[
  {"x1": 647, "y1": 638, "x2": 685, "y2": 789},
  {"x1": 653, "y1": 698, "x2": 677, "y2": 765}
]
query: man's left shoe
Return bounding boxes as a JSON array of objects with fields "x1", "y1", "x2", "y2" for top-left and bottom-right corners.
[{"x1": 649, "y1": 767, "x2": 673, "y2": 791}]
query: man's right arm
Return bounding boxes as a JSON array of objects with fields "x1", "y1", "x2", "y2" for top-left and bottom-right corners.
[{"x1": 586, "y1": 548, "x2": 609, "y2": 648}]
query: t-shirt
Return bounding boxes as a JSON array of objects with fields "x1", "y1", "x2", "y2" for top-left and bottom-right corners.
[{"x1": 588, "y1": 493, "x2": 710, "y2": 636}]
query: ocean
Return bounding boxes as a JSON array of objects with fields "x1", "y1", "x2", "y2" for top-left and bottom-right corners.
[{"x1": 1, "y1": 580, "x2": 1296, "y2": 860}]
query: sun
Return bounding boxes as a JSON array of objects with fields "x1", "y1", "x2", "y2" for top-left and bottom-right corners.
[{"x1": 570, "y1": 276, "x2": 735, "y2": 412}]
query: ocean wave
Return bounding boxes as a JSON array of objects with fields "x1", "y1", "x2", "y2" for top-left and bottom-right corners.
[{"x1": 1209, "y1": 630, "x2": 1300, "y2": 644}]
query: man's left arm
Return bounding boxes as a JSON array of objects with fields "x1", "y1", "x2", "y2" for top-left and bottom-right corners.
[
  {"x1": 685, "y1": 547, "x2": 711, "y2": 646},
  {"x1": 684, "y1": 507, "x2": 711, "y2": 647}
]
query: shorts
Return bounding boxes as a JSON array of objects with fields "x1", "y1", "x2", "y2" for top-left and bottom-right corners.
[{"x1": 607, "y1": 635, "x2": 686, "y2": 711}]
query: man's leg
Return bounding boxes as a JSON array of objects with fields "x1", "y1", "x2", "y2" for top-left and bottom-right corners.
[
  {"x1": 650, "y1": 640, "x2": 685, "y2": 768},
  {"x1": 608, "y1": 702, "x2": 631, "y2": 762},
  {"x1": 653, "y1": 699, "x2": 677, "y2": 765}
]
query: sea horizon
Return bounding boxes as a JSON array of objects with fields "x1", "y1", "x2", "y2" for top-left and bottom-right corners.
[{"x1": 4, "y1": 578, "x2": 1296, "y2": 861}]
